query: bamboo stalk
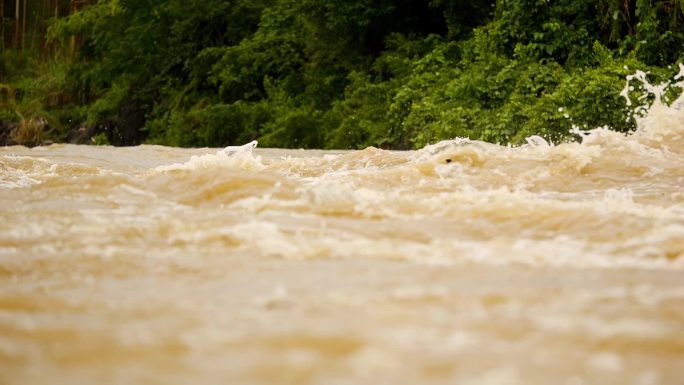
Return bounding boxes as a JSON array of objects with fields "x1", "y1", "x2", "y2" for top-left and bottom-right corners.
[
  {"x1": 22, "y1": 0, "x2": 27, "y2": 51},
  {"x1": 1, "y1": 0, "x2": 4, "y2": 50},
  {"x1": 70, "y1": 0, "x2": 76, "y2": 54},
  {"x1": 33, "y1": 0, "x2": 42, "y2": 53},
  {"x1": 15, "y1": 0, "x2": 20, "y2": 48}
]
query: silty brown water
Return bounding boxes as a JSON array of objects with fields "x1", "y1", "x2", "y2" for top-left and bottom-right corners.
[{"x1": 1, "y1": 70, "x2": 684, "y2": 385}]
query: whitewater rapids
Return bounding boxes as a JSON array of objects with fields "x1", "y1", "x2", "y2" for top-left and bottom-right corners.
[{"x1": 1, "y1": 72, "x2": 684, "y2": 384}]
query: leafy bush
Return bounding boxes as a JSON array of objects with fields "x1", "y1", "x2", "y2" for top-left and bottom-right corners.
[
  {"x1": 3, "y1": 0, "x2": 683, "y2": 148},
  {"x1": 148, "y1": 101, "x2": 271, "y2": 147}
]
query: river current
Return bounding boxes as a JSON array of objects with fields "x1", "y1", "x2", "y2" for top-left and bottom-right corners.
[{"x1": 1, "y1": 72, "x2": 684, "y2": 384}]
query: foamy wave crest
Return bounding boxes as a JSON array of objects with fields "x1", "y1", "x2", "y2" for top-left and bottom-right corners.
[
  {"x1": 405, "y1": 64, "x2": 684, "y2": 193},
  {"x1": 0, "y1": 154, "x2": 102, "y2": 189},
  {"x1": 154, "y1": 140, "x2": 265, "y2": 172}
]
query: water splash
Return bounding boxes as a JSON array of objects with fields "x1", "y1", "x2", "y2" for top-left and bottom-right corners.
[
  {"x1": 154, "y1": 140, "x2": 265, "y2": 172},
  {"x1": 620, "y1": 64, "x2": 684, "y2": 138}
]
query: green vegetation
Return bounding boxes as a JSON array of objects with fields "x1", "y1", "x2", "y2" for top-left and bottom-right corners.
[{"x1": 1, "y1": 0, "x2": 683, "y2": 148}]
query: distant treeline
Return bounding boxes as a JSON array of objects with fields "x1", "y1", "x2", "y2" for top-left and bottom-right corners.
[{"x1": 1, "y1": 0, "x2": 683, "y2": 148}]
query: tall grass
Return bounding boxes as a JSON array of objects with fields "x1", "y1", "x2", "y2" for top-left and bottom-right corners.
[{"x1": 0, "y1": 50, "x2": 71, "y2": 145}]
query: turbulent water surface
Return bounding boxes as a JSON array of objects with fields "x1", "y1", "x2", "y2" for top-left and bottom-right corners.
[{"x1": 2, "y1": 77, "x2": 684, "y2": 384}]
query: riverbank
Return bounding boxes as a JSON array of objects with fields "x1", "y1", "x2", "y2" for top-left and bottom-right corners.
[{"x1": 2, "y1": 1, "x2": 683, "y2": 149}]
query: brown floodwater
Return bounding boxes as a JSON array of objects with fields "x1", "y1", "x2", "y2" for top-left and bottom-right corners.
[{"x1": 1, "y1": 74, "x2": 684, "y2": 384}]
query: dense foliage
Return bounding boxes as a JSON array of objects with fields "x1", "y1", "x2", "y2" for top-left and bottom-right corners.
[{"x1": 1, "y1": 0, "x2": 684, "y2": 148}]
